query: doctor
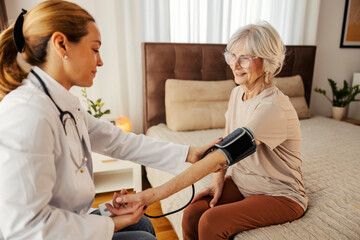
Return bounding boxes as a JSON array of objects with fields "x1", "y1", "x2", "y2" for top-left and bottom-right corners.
[{"x1": 0, "y1": 1, "x2": 211, "y2": 239}]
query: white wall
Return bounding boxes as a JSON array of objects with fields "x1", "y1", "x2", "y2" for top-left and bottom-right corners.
[
  {"x1": 5, "y1": 0, "x2": 41, "y2": 22},
  {"x1": 310, "y1": 0, "x2": 360, "y2": 117}
]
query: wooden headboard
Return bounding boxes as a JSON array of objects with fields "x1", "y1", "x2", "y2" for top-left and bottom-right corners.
[{"x1": 142, "y1": 42, "x2": 316, "y2": 132}]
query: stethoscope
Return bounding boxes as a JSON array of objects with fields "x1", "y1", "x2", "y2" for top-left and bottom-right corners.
[{"x1": 30, "y1": 69, "x2": 89, "y2": 173}]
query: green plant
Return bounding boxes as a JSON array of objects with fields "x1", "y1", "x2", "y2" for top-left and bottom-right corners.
[
  {"x1": 81, "y1": 88, "x2": 111, "y2": 118},
  {"x1": 314, "y1": 78, "x2": 360, "y2": 107}
]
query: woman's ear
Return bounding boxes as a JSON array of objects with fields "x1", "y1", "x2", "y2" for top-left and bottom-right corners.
[{"x1": 50, "y1": 32, "x2": 68, "y2": 59}]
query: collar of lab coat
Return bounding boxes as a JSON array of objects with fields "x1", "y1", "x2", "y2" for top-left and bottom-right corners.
[{"x1": 28, "y1": 66, "x2": 82, "y2": 114}]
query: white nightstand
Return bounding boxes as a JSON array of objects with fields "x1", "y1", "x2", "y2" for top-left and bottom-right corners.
[{"x1": 92, "y1": 153, "x2": 142, "y2": 194}]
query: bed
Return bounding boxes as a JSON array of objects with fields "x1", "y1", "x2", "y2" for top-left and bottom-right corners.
[{"x1": 142, "y1": 42, "x2": 360, "y2": 239}]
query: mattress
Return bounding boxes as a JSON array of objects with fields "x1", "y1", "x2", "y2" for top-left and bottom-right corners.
[{"x1": 145, "y1": 116, "x2": 360, "y2": 239}]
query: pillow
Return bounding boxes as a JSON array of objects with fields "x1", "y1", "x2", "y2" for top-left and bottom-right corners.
[
  {"x1": 275, "y1": 75, "x2": 310, "y2": 119},
  {"x1": 165, "y1": 79, "x2": 236, "y2": 131}
]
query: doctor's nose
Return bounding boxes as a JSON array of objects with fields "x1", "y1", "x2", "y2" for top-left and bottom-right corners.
[{"x1": 97, "y1": 55, "x2": 103, "y2": 67}]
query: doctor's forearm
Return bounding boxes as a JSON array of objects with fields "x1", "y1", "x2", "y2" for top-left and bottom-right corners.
[{"x1": 149, "y1": 150, "x2": 227, "y2": 204}]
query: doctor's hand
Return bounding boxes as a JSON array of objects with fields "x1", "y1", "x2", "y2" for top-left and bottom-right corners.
[
  {"x1": 186, "y1": 138, "x2": 223, "y2": 164},
  {"x1": 111, "y1": 204, "x2": 146, "y2": 232}
]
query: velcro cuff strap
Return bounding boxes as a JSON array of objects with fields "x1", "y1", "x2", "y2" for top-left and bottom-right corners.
[{"x1": 199, "y1": 127, "x2": 257, "y2": 166}]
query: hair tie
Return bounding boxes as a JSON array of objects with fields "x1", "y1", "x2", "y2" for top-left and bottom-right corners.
[{"x1": 13, "y1": 9, "x2": 27, "y2": 53}]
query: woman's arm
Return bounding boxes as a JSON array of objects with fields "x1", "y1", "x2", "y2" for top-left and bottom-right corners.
[{"x1": 116, "y1": 150, "x2": 227, "y2": 207}]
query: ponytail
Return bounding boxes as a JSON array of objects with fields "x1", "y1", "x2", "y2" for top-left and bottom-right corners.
[{"x1": 0, "y1": 24, "x2": 28, "y2": 100}]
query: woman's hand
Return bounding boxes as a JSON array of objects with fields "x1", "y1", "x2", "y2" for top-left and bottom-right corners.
[
  {"x1": 186, "y1": 138, "x2": 223, "y2": 164},
  {"x1": 192, "y1": 172, "x2": 227, "y2": 208},
  {"x1": 106, "y1": 189, "x2": 144, "y2": 216},
  {"x1": 115, "y1": 188, "x2": 156, "y2": 210}
]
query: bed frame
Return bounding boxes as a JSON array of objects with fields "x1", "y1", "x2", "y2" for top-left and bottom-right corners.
[
  {"x1": 142, "y1": 43, "x2": 316, "y2": 132},
  {"x1": 141, "y1": 43, "x2": 360, "y2": 239}
]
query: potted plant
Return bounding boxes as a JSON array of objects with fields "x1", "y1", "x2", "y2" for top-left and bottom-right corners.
[
  {"x1": 81, "y1": 88, "x2": 111, "y2": 119},
  {"x1": 314, "y1": 78, "x2": 360, "y2": 120}
]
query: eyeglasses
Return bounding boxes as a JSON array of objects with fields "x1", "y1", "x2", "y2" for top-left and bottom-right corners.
[
  {"x1": 31, "y1": 69, "x2": 89, "y2": 173},
  {"x1": 224, "y1": 49, "x2": 258, "y2": 69}
]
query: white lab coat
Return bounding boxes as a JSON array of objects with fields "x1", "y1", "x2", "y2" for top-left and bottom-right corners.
[{"x1": 0, "y1": 67, "x2": 189, "y2": 240}]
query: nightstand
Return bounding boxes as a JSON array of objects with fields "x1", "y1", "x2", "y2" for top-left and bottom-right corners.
[{"x1": 92, "y1": 152, "x2": 142, "y2": 194}]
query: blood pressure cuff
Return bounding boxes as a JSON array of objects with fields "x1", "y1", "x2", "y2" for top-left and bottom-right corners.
[{"x1": 199, "y1": 127, "x2": 257, "y2": 166}]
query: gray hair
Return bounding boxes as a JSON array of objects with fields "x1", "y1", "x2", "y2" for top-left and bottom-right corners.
[{"x1": 226, "y1": 21, "x2": 285, "y2": 84}]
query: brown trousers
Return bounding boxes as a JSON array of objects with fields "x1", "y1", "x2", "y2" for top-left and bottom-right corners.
[{"x1": 182, "y1": 178, "x2": 304, "y2": 240}]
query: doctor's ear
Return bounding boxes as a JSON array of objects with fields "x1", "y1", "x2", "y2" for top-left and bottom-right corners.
[{"x1": 50, "y1": 32, "x2": 69, "y2": 59}]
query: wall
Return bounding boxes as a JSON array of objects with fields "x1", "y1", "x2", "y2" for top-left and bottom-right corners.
[{"x1": 311, "y1": 0, "x2": 360, "y2": 117}]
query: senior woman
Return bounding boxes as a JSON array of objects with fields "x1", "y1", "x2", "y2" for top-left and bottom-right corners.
[
  {"x1": 115, "y1": 22, "x2": 307, "y2": 240},
  {"x1": 181, "y1": 22, "x2": 307, "y2": 239}
]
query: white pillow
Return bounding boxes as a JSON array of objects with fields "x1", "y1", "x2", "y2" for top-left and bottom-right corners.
[
  {"x1": 275, "y1": 75, "x2": 310, "y2": 119},
  {"x1": 165, "y1": 79, "x2": 236, "y2": 131}
]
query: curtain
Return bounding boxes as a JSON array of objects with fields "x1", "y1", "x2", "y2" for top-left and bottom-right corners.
[
  {"x1": 0, "y1": 0, "x2": 8, "y2": 32},
  {"x1": 142, "y1": 0, "x2": 170, "y2": 42},
  {"x1": 144, "y1": 0, "x2": 321, "y2": 45}
]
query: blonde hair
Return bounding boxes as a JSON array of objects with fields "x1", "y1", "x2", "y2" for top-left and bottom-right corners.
[
  {"x1": 0, "y1": 0, "x2": 94, "y2": 100},
  {"x1": 226, "y1": 21, "x2": 285, "y2": 85}
]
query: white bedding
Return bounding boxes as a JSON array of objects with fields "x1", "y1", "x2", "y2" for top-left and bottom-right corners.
[{"x1": 145, "y1": 116, "x2": 360, "y2": 239}]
